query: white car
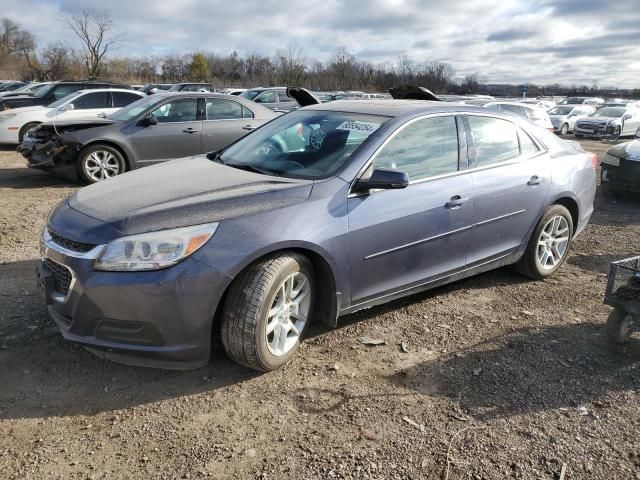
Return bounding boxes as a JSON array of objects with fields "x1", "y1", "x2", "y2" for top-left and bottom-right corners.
[
  {"x1": 0, "y1": 88, "x2": 146, "y2": 144},
  {"x1": 484, "y1": 101, "x2": 554, "y2": 131},
  {"x1": 547, "y1": 104, "x2": 596, "y2": 135}
]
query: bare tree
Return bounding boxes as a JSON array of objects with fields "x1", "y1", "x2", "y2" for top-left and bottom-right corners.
[{"x1": 63, "y1": 9, "x2": 122, "y2": 78}]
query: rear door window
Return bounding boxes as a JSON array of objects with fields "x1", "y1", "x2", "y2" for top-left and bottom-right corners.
[
  {"x1": 205, "y1": 98, "x2": 245, "y2": 120},
  {"x1": 255, "y1": 91, "x2": 277, "y2": 104},
  {"x1": 52, "y1": 84, "x2": 82, "y2": 100},
  {"x1": 112, "y1": 92, "x2": 143, "y2": 108},
  {"x1": 467, "y1": 116, "x2": 520, "y2": 167}
]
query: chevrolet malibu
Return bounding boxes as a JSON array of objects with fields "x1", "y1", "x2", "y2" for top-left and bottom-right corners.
[{"x1": 38, "y1": 99, "x2": 596, "y2": 371}]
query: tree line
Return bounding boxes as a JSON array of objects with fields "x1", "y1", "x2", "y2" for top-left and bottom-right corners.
[{"x1": 1, "y1": 12, "x2": 638, "y2": 98}]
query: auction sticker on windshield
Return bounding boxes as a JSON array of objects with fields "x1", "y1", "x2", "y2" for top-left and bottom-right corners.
[{"x1": 336, "y1": 120, "x2": 380, "y2": 134}]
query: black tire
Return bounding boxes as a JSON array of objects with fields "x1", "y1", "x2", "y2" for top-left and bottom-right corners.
[
  {"x1": 221, "y1": 253, "x2": 315, "y2": 371},
  {"x1": 560, "y1": 123, "x2": 569, "y2": 135},
  {"x1": 77, "y1": 144, "x2": 126, "y2": 184},
  {"x1": 606, "y1": 308, "x2": 634, "y2": 344},
  {"x1": 18, "y1": 122, "x2": 40, "y2": 143},
  {"x1": 514, "y1": 204, "x2": 574, "y2": 279}
]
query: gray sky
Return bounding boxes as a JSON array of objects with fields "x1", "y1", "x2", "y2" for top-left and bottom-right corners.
[{"x1": 4, "y1": 0, "x2": 640, "y2": 87}]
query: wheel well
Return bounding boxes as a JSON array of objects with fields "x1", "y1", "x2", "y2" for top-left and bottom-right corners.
[
  {"x1": 553, "y1": 197, "x2": 579, "y2": 235},
  {"x1": 210, "y1": 247, "x2": 339, "y2": 350},
  {"x1": 19, "y1": 122, "x2": 41, "y2": 141},
  {"x1": 82, "y1": 141, "x2": 130, "y2": 171}
]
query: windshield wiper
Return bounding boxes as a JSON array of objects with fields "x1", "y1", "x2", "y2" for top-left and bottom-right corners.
[{"x1": 224, "y1": 162, "x2": 279, "y2": 176}]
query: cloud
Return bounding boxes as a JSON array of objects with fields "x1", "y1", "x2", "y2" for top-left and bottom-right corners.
[{"x1": 1, "y1": 0, "x2": 639, "y2": 88}]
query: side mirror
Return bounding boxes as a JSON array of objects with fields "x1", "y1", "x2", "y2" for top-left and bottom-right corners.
[
  {"x1": 60, "y1": 103, "x2": 74, "y2": 112},
  {"x1": 138, "y1": 114, "x2": 158, "y2": 127},
  {"x1": 635, "y1": 127, "x2": 640, "y2": 139},
  {"x1": 623, "y1": 113, "x2": 632, "y2": 120},
  {"x1": 354, "y1": 168, "x2": 409, "y2": 193}
]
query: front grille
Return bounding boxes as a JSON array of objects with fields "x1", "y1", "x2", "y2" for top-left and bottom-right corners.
[
  {"x1": 48, "y1": 229, "x2": 95, "y2": 253},
  {"x1": 44, "y1": 258, "x2": 73, "y2": 295}
]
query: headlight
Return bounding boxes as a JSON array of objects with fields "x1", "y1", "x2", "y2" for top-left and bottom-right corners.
[
  {"x1": 0, "y1": 113, "x2": 17, "y2": 122},
  {"x1": 95, "y1": 223, "x2": 219, "y2": 271},
  {"x1": 601, "y1": 153, "x2": 620, "y2": 167}
]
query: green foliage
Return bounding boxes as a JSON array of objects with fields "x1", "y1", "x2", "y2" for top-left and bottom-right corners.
[{"x1": 188, "y1": 53, "x2": 209, "y2": 82}]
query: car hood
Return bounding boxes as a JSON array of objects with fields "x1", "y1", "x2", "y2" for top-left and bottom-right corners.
[
  {"x1": 607, "y1": 140, "x2": 640, "y2": 162},
  {"x1": 1, "y1": 105, "x2": 46, "y2": 115},
  {"x1": 42, "y1": 117, "x2": 117, "y2": 129},
  {"x1": 578, "y1": 116, "x2": 619, "y2": 124},
  {"x1": 68, "y1": 156, "x2": 314, "y2": 236}
]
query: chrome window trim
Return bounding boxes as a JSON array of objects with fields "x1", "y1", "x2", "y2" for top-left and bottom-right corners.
[{"x1": 348, "y1": 111, "x2": 547, "y2": 197}]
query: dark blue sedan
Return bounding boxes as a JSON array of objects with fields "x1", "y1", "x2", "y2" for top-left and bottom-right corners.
[{"x1": 38, "y1": 98, "x2": 596, "y2": 371}]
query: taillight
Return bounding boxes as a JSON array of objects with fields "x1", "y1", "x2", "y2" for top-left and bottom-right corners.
[{"x1": 585, "y1": 151, "x2": 598, "y2": 169}]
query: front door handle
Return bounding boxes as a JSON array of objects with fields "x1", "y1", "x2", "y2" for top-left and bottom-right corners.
[
  {"x1": 242, "y1": 124, "x2": 256, "y2": 131},
  {"x1": 444, "y1": 195, "x2": 469, "y2": 209},
  {"x1": 182, "y1": 128, "x2": 199, "y2": 134},
  {"x1": 527, "y1": 175, "x2": 541, "y2": 186}
]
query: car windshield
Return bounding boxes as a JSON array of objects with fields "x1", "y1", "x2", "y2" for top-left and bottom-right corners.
[
  {"x1": 218, "y1": 110, "x2": 389, "y2": 179},
  {"x1": 549, "y1": 107, "x2": 574, "y2": 115},
  {"x1": 591, "y1": 107, "x2": 625, "y2": 118},
  {"x1": 33, "y1": 83, "x2": 58, "y2": 98},
  {"x1": 560, "y1": 97, "x2": 584, "y2": 105},
  {"x1": 240, "y1": 90, "x2": 261, "y2": 100},
  {"x1": 108, "y1": 95, "x2": 165, "y2": 121}
]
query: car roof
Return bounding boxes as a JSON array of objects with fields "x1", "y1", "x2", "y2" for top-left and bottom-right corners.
[
  {"x1": 73, "y1": 88, "x2": 143, "y2": 94},
  {"x1": 301, "y1": 99, "x2": 504, "y2": 117}
]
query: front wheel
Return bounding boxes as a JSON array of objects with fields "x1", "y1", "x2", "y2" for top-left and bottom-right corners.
[
  {"x1": 514, "y1": 204, "x2": 574, "y2": 279},
  {"x1": 78, "y1": 144, "x2": 126, "y2": 184},
  {"x1": 221, "y1": 253, "x2": 315, "y2": 371},
  {"x1": 606, "y1": 308, "x2": 635, "y2": 343},
  {"x1": 560, "y1": 123, "x2": 569, "y2": 135}
]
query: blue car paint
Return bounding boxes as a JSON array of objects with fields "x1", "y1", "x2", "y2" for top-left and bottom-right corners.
[{"x1": 40, "y1": 103, "x2": 596, "y2": 369}]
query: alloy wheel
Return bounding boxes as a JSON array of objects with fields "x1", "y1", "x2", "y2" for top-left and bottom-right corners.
[
  {"x1": 84, "y1": 150, "x2": 121, "y2": 182},
  {"x1": 536, "y1": 215, "x2": 570, "y2": 271},
  {"x1": 265, "y1": 271, "x2": 311, "y2": 356}
]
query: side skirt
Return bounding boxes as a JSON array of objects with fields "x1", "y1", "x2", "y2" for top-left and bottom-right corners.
[{"x1": 338, "y1": 251, "x2": 517, "y2": 317}]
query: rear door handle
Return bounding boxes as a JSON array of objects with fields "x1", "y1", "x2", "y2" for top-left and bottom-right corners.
[
  {"x1": 527, "y1": 175, "x2": 541, "y2": 186},
  {"x1": 182, "y1": 128, "x2": 199, "y2": 134},
  {"x1": 444, "y1": 195, "x2": 469, "y2": 209},
  {"x1": 242, "y1": 124, "x2": 256, "y2": 131}
]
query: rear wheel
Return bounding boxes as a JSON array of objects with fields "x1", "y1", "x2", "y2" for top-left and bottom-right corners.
[
  {"x1": 514, "y1": 204, "x2": 574, "y2": 279},
  {"x1": 606, "y1": 308, "x2": 634, "y2": 343},
  {"x1": 18, "y1": 122, "x2": 41, "y2": 142},
  {"x1": 560, "y1": 123, "x2": 569, "y2": 135},
  {"x1": 221, "y1": 253, "x2": 314, "y2": 371},
  {"x1": 78, "y1": 144, "x2": 126, "y2": 184}
]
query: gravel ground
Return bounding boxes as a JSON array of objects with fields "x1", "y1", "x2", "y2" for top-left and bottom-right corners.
[{"x1": 0, "y1": 138, "x2": 639, "y2": 480}]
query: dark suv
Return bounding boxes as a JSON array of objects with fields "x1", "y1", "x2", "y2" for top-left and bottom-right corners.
[{"x1": 0, "y1": 81, "x2": 132, "y2": 111}]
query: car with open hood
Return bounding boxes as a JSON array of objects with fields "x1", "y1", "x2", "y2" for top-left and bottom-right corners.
[
  {"x1": 0, "y1": 88, "x2": 145, "y2": 144},
  {"x1": 37, "y1": 86, "x2": 596, "y2": 371},
  {"x1": 547, "y1": 104, "x2": 596, "y2": 135},
  {"x1": 600, "y1": 128, "x2": 640, "y2": 196},
  {"x1": 574, "y1": 106, "x2": 640, "y2": 139},
  {"x1": 19, "y1": 92, "x2": 278, "y2": 183}
]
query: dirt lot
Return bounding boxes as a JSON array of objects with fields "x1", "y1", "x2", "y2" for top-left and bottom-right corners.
[{"x1": 0, "y1": 138, "x2": 639, "y2": 480}]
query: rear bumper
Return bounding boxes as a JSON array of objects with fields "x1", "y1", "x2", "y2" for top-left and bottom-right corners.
[{"x1": 40, "y1": 231, "x2": 233, "y2": 370}]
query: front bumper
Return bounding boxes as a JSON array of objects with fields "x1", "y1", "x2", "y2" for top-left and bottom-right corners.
[
  {"x1": 39, "y1": 230, "x2": 233, "y2": 369},
  {"x1": 574, "y1": 124, "x2": 613, "y2": 138}
]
